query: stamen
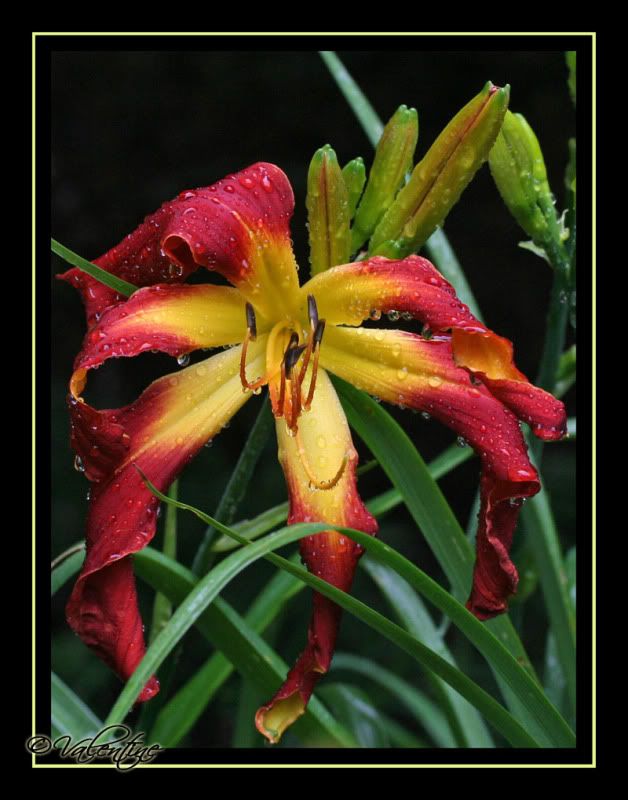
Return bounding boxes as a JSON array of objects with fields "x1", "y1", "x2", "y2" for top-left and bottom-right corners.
[
  {"x1": 239, "y1": 303, "x2": 265, "y2": 392},
  {"x1": 303, "y1": 320, "x2": 326, "y2": 412},
  {"x1": 295, "y1": 427, "x2": 348, "y2": 491},
  {"x1": 297, "y1": 295, "x2": 320, "y2": 387},
  {"x1": 284, "y1": 342, "x2": 306, "y2": 432}
]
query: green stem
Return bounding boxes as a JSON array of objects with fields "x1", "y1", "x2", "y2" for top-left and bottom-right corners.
[
  {"x1": 191, "y1": 398, "x2": 274, "y2": 575},
  {"x1": 530, "y1": 267, "x2": 570, "y2": 463}
]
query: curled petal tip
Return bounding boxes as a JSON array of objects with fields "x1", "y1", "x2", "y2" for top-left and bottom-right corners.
[{"x1": 255, "y1": 694, "x2": 307, "y2": 745}]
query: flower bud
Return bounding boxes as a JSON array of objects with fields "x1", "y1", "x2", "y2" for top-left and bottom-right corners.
[
  {"x1": 306, "y1": 145, "x2": 351, "y2": 276},
  {"x1": 342, "y1": 157, "x2": 367, "y2": 219},
  {"x1": 370, "y1": 82, "x2": 509, "y2": 257},
  {"x1": 488, "y1": 110, "x2": 552, "y2": 243},
  {"x1": 351, "y1": 105, "x2": 418, "y2": 253}
]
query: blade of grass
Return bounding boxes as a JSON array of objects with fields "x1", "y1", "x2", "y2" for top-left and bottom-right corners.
[
  {"x1": 138, "y1": 483, "x2": 564, "y2": 747},
  {"x1": 51, "y1": 238, "x2": 137, "y2": 297},
  {"x1": 51, "y1": 672, "x2": 103, "y2": 739},
  {"x1": 51, "y1": 546, "x2": 85, "y2": 596},
  {"x1": 148, "y1": 553, "x2": 305, "y2": 747},
  {"x1": 332, "y1": 653, "x2": 456, "y2": 748},
  {"x1": 333, "y1": 378, "x2": 575, "y2": 747},
  {"x1": 139, "y1": 544, "x2": 537, "y2": 748},
  {"x1": 361, "y1": 559, "x2": 494, "y2": 748},
  {"x1": 522, "y1": 486, "x2": 576, "y2": 712},
  {"x1": 135, "y1": 547, "x2": 354, "y2": 747}
]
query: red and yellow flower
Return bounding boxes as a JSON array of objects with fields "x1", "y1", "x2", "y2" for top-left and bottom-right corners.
[{"x1": 60, "y1": 161, "x2": 566, "y2": 743}]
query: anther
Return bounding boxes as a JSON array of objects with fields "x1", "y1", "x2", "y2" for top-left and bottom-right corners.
[
  {"x1": 284, "y1": 343, "x2": 306, "y2": 376},
  {"x1": 240, "y1": 303, "x2": 265, "y2": 392},
  {"x1": 307, "y1": 294, "x2": 319, "y2": 331},
  {"x1": 245, "y1": 302, "x2": 257, "y2": 340}
]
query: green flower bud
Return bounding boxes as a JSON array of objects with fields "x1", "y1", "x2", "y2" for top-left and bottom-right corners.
[
  {"x1": 489, "y1": 110, "x2": 553, "y2": 243},
  {"x1": 352, "y1": 104, "x2": 418, "y2": 253},
  {"x1": 306, "y1": 144, "x2": 351, "y2": 276},
  {"x1": 369, "y1": 82, "x2": 509, "y2": 258},
  {"x1": 341, "y1": 157, "x2": 367, "y2": 219}
]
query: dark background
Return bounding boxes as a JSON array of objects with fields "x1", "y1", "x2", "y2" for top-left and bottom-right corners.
[{"x1": 50, "y1": 43, "x2": 578, "y2": 749}]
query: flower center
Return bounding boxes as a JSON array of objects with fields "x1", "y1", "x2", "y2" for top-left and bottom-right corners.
[{"x1": 239, "y1": 296, "x2": 347, "y2": 491}]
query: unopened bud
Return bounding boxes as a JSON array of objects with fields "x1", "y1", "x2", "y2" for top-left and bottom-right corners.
[
  {"x1": 489, "y1": 111, "x2": 553, "y2": 243},
  {"x1": 352, "y1": 105, "x2": 418, "y2": 253},
  {"x1": 370, "y1": 82, "x2": 509, "y2": 257},
  {"x1": 307, "y1": 145, "x2": 351, "y2": 276},
  {"x1": 342, "y1": 157, "x2": 367, "y2": 219}
]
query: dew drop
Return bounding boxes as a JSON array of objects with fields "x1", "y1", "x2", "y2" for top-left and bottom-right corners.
[
  {"x1": 428, "y1": 376, "x2": 442, "y2": 388},
  {"x1": 387, "y1": 310, "x2": 400, "y2": 322},
  {"x1": 73, "y1": 455, "x2": 85, "y2": 473},
  {"x1": 369, "y1": 309, "x2": 382, "y2": 321},
  {"x1": 177, "y1": 353, "x2": 190, "y2": 367}
]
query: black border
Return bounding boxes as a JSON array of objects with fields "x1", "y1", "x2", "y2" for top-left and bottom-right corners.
[{"x1": 35, "y1": 31, "x2": 594, "y2": 768}]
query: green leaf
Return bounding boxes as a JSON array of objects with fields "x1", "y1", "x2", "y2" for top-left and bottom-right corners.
[
  {"x1": 317, "y1": 683, "x2": 392, "y2": 747},
  {"x1": 51, "y1": 672, "x2": 103, "y2": 739},
  {"x1": 333, "y1": 378, "x2": 574, "y2": 748},
  {"x1": 104, "y1": 518, "x2": 340, "y2": 729},
  {"x1": 522, "y1": 487, "x2": 576, "y2": 714},
  {"x1": 51, "y1": 238, "x2": 137, "y2": 297},
  {"x1": 136, "y1": 547, "x2": 354, "y2": 748},
  {"x1": 319, "y1": 51, "x2": 384, "y2": 147},
  {"x1": 149, "y1": 553, "x2": 306, "y2": 747},
  {"x1": 133, "y1": 484, "x2": 554, "y2": 747},
  {"x1": 51, "y1": 547, "x2": 85, "y2": 596},
  {"x1": 361, "y1": 559, "x2": 494, "y2": 748},
  {"x1": 555, "y1": 345, "x2": 576, "y2": 399},
  {"x1": 332, "y1": 652, "x2": 456, "y2": 748}
]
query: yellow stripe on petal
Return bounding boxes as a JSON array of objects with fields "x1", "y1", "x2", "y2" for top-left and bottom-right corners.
[
  {"x1": 75, "y1": 284, "x2": 251, "y2": 376},
  {"x1": 124, "y1": 337, "x2": 268, "y2": 467},
  {"x1": 318, "y1": 324, "x2": 458, "y2": 404}
]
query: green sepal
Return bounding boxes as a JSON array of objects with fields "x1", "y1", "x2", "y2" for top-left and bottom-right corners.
[
  {"x1": 370, "y1": 83, "x2": 509, "y2": 257},
  {"x1": 306, "y1": 144, "x2": 351, "y2": 276}
]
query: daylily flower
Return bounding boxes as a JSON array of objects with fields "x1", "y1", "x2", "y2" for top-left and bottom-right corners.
[{"x1": 59, "y1": 162, "x2": 566, "y2": 743}]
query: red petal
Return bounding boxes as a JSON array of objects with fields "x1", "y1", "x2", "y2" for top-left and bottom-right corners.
[
  {"x1": 58, "y1": 163, "x2": 298, "y2": 326},
  {"x1": 301, "y1": 255, "x2": 486, "y2": 331},
  {"x1": 255, "y1": 369, "x2": 377, "y2": 743},
  {"x1": 73, "y1": 283, "x2": 248, "y2": 376},
  {"x1": 66, "y1": 343, "x2": 265, "y2": 700},
  {"x1": 319, "y1": 325, "x2": 565, "y2": 619}
]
